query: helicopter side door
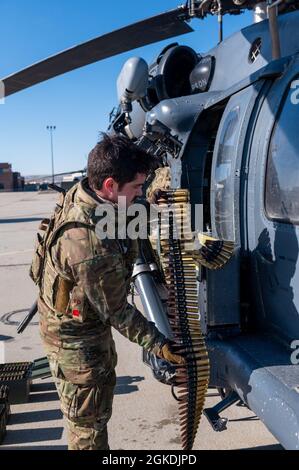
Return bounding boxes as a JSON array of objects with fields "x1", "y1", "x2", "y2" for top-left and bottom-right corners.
[
  {"x1": 205, "y1": 82, "x2": 264, "y2": 333},
  {"x1": 246, "y1": 56, "x2": 299, "y2": 345}
]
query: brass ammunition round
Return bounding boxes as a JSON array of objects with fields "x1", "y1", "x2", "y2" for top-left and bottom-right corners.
[
  {"x1": 166, "y1": 267, "x2": 196, "y2": 273},
  {"x1": 167, "y1": 302, "x2": 198, "y2": 308},
  {"x1": 167, "y1": 262, "x2": 196, "y2": 274},
  {"x1": 166, "y1": 275, "x2": 196, "y2": 281},
  {"x1": 168, "y1": 308, "x2": 199, "y2": 313},
  {"x1": 164, "y1": 189, "x2": 188, "y2": 194}
]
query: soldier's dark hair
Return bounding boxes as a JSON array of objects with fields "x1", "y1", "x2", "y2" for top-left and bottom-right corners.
[{"x1": 87, "y1": 133, "x2": 154, "y2": 190}]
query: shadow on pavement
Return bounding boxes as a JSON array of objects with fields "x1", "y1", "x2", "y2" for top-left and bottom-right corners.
[
  {"x1": 115, "y1": 375, "x2": 144, "y2": 395},
  {"x1": 31, "y1": 381, "x2": 56, "y2": 393},
  {"x1": 10, "y1": 409, "x2": 63, "y2": 425},
  {"x1": 229, "y1": 416, "x2": 259, "y2": 423},
  {"x1": 0, "y1": 445, "x2": 68, "y2": 450},
  {"x1": 240, "y1": 444, "x2": 283, "y2": 450},
  {"x1": 3, "y1": 427, "x2": 64, "y2": 445},
  {"x1": 29, "y1": 391, "x2": 59, "y2": 403},
  {"x1": 29, "y1": 376, "x2": 144, "y2": 399},
  {"x1": 0, "y1": 217, "x2": 43, "y2": 224},
  {"x1": 0, "y1": 335, "x2": 14, "y2": 341}
]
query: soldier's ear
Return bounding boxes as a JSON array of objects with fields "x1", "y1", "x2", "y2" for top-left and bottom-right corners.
[{"x1": 102, "y1": 177, "x2": 116, "y2": 194}]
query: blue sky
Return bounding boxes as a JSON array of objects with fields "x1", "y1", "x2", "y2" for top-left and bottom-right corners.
[{"x1": 0, "y1": 1, "x2": 252, "y2": 176}]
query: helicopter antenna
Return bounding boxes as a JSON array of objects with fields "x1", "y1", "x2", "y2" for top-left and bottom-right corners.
[
  {"x1": 217, "y1": 0, "x2": 224, "y2": 42},
  {"x1": 267, "y1": 0, "x2": 284, "y2": 59}
]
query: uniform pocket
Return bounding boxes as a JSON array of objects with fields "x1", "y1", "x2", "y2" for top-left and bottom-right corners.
[
  {"x1": 29, "y1": 233, "x2": 45, "y2": 286},
  {"x1": 93, "y1": 379, "x2": 115, "y2": 430},
  {"x1": 67, "y1": 384, "x2": 97, "y2": 423},
  {"x1": 53, "y1": 369, "x2": 116, "y2": 425},
  {"x1": 55, "y1": 277, "x2": 74, "y2": 314},
  {"x1": 41, "y1": 260, "x2": 59, "y2": 309},
  {"x1": 56, "y1": 380, "x2": 80, "y2": 420}
]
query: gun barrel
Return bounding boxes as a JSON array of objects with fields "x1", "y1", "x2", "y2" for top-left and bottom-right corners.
[
  {"x1": 133, "y1": 261, "x2": 173, "y2": 340},
  {"x1": 17, "y1": 301, "x2": 38, "y2": 334}
]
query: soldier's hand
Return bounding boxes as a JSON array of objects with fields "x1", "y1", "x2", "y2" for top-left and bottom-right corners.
[
  {"x1": 146, "y1": 166, "x2": 171, "y2": 205},
  {"x1": 147, "y1": 188, "x2": 162, "y2": 205},
  {"x1": 156, "y1": 342, "x2": 186, "y2": 365}
]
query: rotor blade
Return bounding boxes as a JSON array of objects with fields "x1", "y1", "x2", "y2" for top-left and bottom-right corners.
[
  {"x1": 26, "y1": 169, "x2": 86, "y2": 181},
  {"x1": 2, "y1": 7, "x2": 193, "y2": 97}
]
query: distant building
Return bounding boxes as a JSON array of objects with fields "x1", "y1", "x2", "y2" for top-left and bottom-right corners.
[
  {"x1": 0, "y1": 163, "x2": 13, "y2": 190},
  {"x1": 13, "y1": 172, "x2": 25, "y2": 191},
  {"x1": 24, "y1": 182, "x2": 38, "y2": 192},
  {"x1": 0, "y1": 163, "x2": 25, "y2": 191}
]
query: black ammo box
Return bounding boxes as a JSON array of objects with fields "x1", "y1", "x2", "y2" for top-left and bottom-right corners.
[
  {"x1": 0, "y1": 385, "x2": 10, "y2": 421},
  {"x1": 0, "y1": 404, "x2": 6, "y2": 444},
  {"x1": 0, "y1": 362, "x2": 32, "y2": 404}
]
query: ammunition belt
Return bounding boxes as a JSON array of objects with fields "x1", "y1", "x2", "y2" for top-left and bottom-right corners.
[{"x1": 157, "y1": 189, "x2": 210, "y2": 450}]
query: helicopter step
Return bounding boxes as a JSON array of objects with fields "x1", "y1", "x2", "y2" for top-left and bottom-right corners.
[
  {"x1": 207, "y1": 334, "x2": 299, "y2": 449},
  {"x1": 203, "y1": 391, "x2": 240, "y2": 432}
]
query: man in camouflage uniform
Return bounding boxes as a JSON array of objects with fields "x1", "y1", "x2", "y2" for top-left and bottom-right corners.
[{"x1": 30, "y1": 134, "x2": 184, "y2": 450}]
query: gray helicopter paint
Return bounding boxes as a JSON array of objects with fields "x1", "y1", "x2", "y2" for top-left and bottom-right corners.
[
  {"x1": 127, "y1": 54, "x2": 279, "y2": 334},
  {"x1": 130, "y1": 56, "x2": 288, "y2": 143},
  {"x1": 138, "y1": 58, "x2": 294, "y2": 332},
  {"x1": 134, "y1": 270, "x2": 173, "y2": 340},
  {"x1": 200, "y1": 84, "x2": 264, "y2": 329},
  {"x1": 131, "y1": 61, "x2": 269, "y2": 142},
  {"x1": 246, "y1": 54, "x2": 299, "y2": 343},
  {"x1": 126, "y1": 101, "x2": 146, "y2": 139},
  {"x1": 210, "y1": 83, "x2": 265, "y2": 243},
  {"x1": 203, "y1": 57, "x2": 290, "y2": 111},
  {"x1": 207, "y1": 10, "x2": 299, "y2": 93},
  {"x1": 204, "y1": 54, "x2": 299, "y2": 449},
  {"x1": 146, "y1": 96, "x2": 206, "y2": 146},
  {"x1": 134, "y1": 9, "x2": 299, "y2": 140},
  {"x1": 208, "y1": 335, "x2": 299, "y2": 449},
  {"x1": 130, "y1": 28, "x2": 290, "y2": 143},
  {"x1": 122, "y1": 11, "x2": 299, "y2": 448},
  {"x1": 140, "y1": 80, "x2": 266, "y2": 331}
]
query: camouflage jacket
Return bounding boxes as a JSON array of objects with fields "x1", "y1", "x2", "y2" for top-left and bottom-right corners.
[{"x1": 31, "y1": 178, "x2": 165, "y2": 384}]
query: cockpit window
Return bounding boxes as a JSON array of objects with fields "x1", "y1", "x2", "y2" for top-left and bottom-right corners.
[
  {"x1": 265, "y1": 79, "x2": 299, "y2": 224},
  {"x1": 214, "y1": 106, "x2": 240, "y2": 240}
]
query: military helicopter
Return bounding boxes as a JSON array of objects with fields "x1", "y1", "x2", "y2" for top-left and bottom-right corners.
[{"x1": 2, "y1": 0, "x2": 299, "y2": 450}]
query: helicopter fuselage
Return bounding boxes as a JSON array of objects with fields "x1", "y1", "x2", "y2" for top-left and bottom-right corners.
[{"x1": 127, "y1": 10, "x2": 299, "y2": 449}]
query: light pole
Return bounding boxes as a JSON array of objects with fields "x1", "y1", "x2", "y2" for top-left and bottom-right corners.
[{"x1": 46, "y1": 125, "x2": 56, "y2": 184}]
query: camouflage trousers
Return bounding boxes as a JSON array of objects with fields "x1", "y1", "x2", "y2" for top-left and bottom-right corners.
[{"x1": 47, "y1": 355, "x2": 116, "y2": 450}]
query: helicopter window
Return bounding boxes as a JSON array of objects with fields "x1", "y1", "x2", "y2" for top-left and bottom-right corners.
[
  {"x1": 214, "y1": 106, "x2": 240, "y2": 240},
  {"x1": 265, "y1": 79, "x2": 299, "y2": 225},
  {"x1": 248, "y1": 38, "x2": 262, "y2": 64}
]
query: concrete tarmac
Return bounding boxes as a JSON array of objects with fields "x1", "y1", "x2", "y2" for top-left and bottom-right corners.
[{"x1": 0, "y1": 191, "x2": 282, "y2": 450}]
